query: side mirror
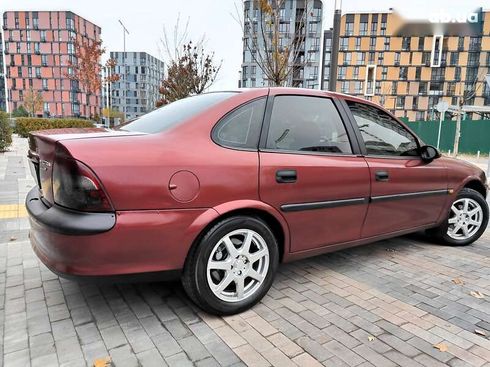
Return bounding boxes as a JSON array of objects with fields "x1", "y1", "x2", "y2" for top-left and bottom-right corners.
[{"x1": 420, "y1": 145, "x2": 440, "y2": 162}]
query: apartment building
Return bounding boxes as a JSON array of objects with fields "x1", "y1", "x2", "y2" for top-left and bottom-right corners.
[
  {"x1": 322, "y1": 9, "x2": 490, "y2": 121},
  {"x1": 2, "y1": 11, "x2": 101, "y2": 118},
  {"x1": 109, "y1": 51, "x2": 165, "y2": 120},
  {"x1": 241, "y1": 0, "x2": 323, "y2": 89}
]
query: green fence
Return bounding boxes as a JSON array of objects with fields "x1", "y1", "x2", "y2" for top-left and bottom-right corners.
[{"x1": 406, "y1": 120, "x2": 490, "y2": 155}]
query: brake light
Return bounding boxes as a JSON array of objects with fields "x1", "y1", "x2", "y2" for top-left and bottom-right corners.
[{"x1": 52, "y1": 149, "x2": 113, "y2": 212}]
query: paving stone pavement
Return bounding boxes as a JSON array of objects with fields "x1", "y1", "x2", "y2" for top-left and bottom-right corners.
[{"x1": 1, "y1": 135, "x2": 490, "y2": 367}]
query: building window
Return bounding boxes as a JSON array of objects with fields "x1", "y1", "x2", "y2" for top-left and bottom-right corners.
[
  {"x1": 402, "y1": 37, "x2": 411, "y2": 51},
  {"x1": 343, "y1": 52, "x2": 352, "y2": 65},
  {"x1": 41, "y1": 55, "x2": 48, "y2": 66},
  {"x1": 378, "y1": 52, "x2": 384, "y2": 63},
  {"x1": 352, "y1": 52, "x2": 363, "y2": 66},
  {"x1": 354, "y1": 81, "x2": 363, "y2": 94},
  {"x1": 359, "y1": 22, "x2": 368, "y2": 36},
  {"x1": 399, "y1": 67, "x2": 408, "y2": 80},
  {"x1": 415, "y1": 67, "x2": 421, "y2": 79},
  {"x1": 422, "y1": 52, "x2": 431, "y2": 66},
  {"x1": 394, "y1": 52, "x2": 400, "y2": 65},
  {"x1": 384, "y1": 37, "x2": 390, "y2": 50},
  {"x1": 454, "y1": 66, "x2": 461, "y2": 81},
  {"x1": 355, "y1": 37, "x2": 361, "y2": 50},
  {"x1": 339, "y1": 38, "x2": 348, "y2": 51},
  {"x1": 345, "y1": 22, "x2": 354, "y2": 36},
  {"x1": 369, "y1": 37, "x2": 376, "y2": 51},
  {"x1": 368, "y1": 52, "x2": 375, "y2": 63},
  {"x1": 380, "y1": 21, "x2": 387, "y2": 35},
  {"x1": 42, "y1": 79, "x2": 48, "y2": 90},
  {"x1": 450, "y1": 52, "x2": 459, "y2": 66},
  {"x1": 40, "y1": 30, "x2": 47, "y2": 42},
  {"x1": 396, "y1": 96, "x2": 405, "y2": 109},
  {"x1": 418, "y1": 37, "x2": 424, "y2": 51},
  {"x1": 353, "y1": 66, "x2": 359, "y2": 79},
  {"x1": 382, "y1": 66, "x2": 388, "y2": 80},
  {"x1": 392, "y1": 81, "x2": 398, "y2": 94},
  {"x1": 418, "y1": 82, "x2": 428, "y2": 95},
  {"x1": 467, "y1": 52, "x2": 479, "y2": 67},
  {"x1": 371, "y1": 21, "x2": 378, "y2": 35},
  {"x1": 469, "y1": 36, "x2": 481, "y2": 51},
  {"x1": 458, "y1": 36, "x2": 465, "y2": 51},
  {"x1": 338, "y1": 66, "x2": 346, "y2": 79},
  {"x1": 341, "y1": 81, "x2": 350, "y2": 93}
]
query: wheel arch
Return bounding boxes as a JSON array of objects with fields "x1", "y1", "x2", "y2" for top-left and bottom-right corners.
[
  {"x1": 184, "y1": 201, "x2": 290, "y2": 268},
  {"x1": 463, "y1": 179, "x2": 487, "y2": 198}
]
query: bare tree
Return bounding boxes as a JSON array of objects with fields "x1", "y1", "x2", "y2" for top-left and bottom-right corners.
[
  {"x1": 156, "y1": 16, "x2": 221, "y2": 106},
  {"x1": 233, "y1": 0, "x2": 313, "y2": 87}
]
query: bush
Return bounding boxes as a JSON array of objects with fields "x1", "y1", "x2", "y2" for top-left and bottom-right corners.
[
  {"x1": 0, "y1": 111, "x2": 13, "y2": 152},
  {"x1": 15, "y1": 117, "x2": 95, "y2": 138}
]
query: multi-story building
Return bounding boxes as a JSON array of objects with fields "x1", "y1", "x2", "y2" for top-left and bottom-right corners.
[
  {"x1": 322, "y1": 9, "x2": 490, "y2": 121},
  {"x1": 241, "y1": 0, "x2": 323, "y2": 89},
  {"x1": 2, "y1": 11, "x2": 101, "y2": 118},
  {"x1": 0, "y1": 30, "x2": 6, "y2": 111},
  {"x1": 109, "y1": 51, "x2": 164, "y2": 120}
]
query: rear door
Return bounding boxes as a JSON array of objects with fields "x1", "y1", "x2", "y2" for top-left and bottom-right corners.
[
  {"x1": 259, "y1": 93, "x2": 370, "y2": 253},
  {"x1": 344, "y1": 100, "x2": 448, "y2": 238}
]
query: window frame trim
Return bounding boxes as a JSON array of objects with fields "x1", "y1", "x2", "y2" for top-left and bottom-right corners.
[
  {"x1": 258, "y1": 94, "x2": 362, "y2": 156},
  {"x1": 340, "y1": 98, "x2": 424, "y2": 159}
]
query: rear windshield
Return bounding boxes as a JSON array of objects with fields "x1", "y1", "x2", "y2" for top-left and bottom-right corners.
[{"x1": 118, "y1": 92, "x2": 237, "y2": 134}]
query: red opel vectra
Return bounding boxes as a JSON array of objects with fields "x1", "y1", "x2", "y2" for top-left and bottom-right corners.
[{"x1": 26, "y1": 88, "x2": 488, "y2": 314}]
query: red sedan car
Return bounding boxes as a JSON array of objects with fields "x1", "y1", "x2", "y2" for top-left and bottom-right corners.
[{"x1": 26, "y1": 88, "x2": 488, "y2": 315}]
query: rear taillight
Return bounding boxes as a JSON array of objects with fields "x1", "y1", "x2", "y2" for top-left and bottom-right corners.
[{"x1": 52, "y1": 149, "x2": 113, "y2": 212}]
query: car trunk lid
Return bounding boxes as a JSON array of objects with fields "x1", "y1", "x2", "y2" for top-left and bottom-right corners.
[{"x1": 28, "y1": 127, "x2": 144, "y2": 205}]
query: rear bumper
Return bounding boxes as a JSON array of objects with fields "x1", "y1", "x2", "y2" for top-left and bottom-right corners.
[{"x1": 26, "y1": 187, "x2": 212, "y2": 277}]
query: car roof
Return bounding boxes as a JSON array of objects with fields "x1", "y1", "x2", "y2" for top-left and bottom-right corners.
[{"x1": 229, "y1": 87, "x2": 375, "y2": 105}]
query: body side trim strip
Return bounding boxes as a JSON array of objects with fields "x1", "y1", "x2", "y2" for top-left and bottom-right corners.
[
  {"x1": 280, "y1": 189, "x2": 450, "y2": 212},
  {"x1": 370, "y1": 189, "x2": 449, "y2": 203},
  {"x1": 281, "y1": 197, "x2": 368, "y2": 212}
]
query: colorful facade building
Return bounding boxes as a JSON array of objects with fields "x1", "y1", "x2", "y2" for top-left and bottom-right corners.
[
  {"x1": 2, "y1": 11, "x2": 101, "y2": 118},
  {"x1": 322, "y1": 9, "x2": 490, "y2": 120}
]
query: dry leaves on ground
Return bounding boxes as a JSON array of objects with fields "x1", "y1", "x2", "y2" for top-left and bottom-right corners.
[
  {"x1": 93, "y1": 357, "x2": 112, "y2": 367},
  {"x1": 452, "y1": 278, "x2": 464, "y2": 285},
  {"x1": 368, "y1": 335, "x2": 375, "y2": 341},
  {"x1": 433, "y1": 343, "x2": 448, "y2": 352},
  {"x1": 470, "y1": 291, "x2": 485, "y2": 299},
  {"x1": 475, "y1": 329, "x2": 487, "y2": 336}
]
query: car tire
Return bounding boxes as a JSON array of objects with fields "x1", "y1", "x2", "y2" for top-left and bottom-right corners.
[
  {"x1": 427, "y1": 188, "x2": 489, "y2": 246},
  {"x1": 182, "y1": 216, "x2": 279, "y2": 315}
]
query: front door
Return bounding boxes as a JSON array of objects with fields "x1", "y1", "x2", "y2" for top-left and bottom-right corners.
[
  {"x1": 259, "y1": 94, "x2": 370, "y2": 253},
  {"x1": 345, "y1": 100, "x2": 448, "y2": 238}
]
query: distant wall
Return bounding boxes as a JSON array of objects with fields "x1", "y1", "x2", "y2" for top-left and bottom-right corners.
[{"x1": 406, "y1": 120, "x2": 490, "y2": 154}]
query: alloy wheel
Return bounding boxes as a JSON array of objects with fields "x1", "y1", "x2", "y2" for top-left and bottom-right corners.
[
  {"x1": 447, "y1": 198, "x2": 483, "y2": 240},
  {"x1": 206, "y1": 229, "x2": 269, "y2": 303}
]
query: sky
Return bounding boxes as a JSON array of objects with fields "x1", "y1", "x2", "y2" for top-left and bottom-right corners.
[{"x1": 1, "y1": 0, "x2": 487, "y2": 90}]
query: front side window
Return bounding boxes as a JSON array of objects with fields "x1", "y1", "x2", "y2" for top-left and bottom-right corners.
[
  {"x1": 347, "y1": 101, "x2": 419, "y2": 156},
  {"x1": 266, "y1": 96, "x2": 352, "y2": 154},
  {"x1": 212, "y1": 98, "x2": 266, "y2": 149}
]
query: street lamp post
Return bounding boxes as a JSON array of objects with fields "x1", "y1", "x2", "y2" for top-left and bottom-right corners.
[{"x1": 118, "y1": 20, "x2": 129, "y2": 120}]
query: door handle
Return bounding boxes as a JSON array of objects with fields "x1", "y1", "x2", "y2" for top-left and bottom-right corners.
[
  {"x1": 375, "y1": 171, "x2": 389, "y2": 182},
  {"x1": 276, "y1": 170, "x2": 297, "y2": 183}
]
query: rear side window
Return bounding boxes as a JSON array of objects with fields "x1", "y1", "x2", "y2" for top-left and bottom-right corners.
[
  {"x1": 347, "y1": 101, "x2": 419, "y2": 156},
  {"x1": 118, "y1": 92, "x2": 237, "y2": 134},
  {"x1": 266, "y1": 95, "x2": 352, "y2": 154},
  {"x1": 212, "y1": 98, "x2": 266, "y2": 149}
]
